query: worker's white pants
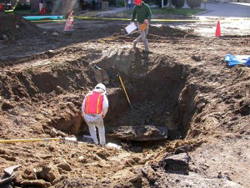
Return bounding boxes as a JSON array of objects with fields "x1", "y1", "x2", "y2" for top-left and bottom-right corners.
[
  {"x1": 135, "y1": 24, "x2": 149, "y2": 51},
  {"x1": 84, "y1": 115, "x2": 106, "y2": 145}
]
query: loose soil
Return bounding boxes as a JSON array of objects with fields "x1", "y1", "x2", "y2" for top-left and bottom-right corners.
[{"x1": 0, "y1": 12, "x2": 249, "y2": 188}]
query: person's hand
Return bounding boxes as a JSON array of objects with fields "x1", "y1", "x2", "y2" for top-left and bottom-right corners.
[
  {"x1": 102, "y1": 115, "x2": 105, "y2": 119},
  {"x1": 144, "y1": 19, "x2": 149, "y2": 25}
]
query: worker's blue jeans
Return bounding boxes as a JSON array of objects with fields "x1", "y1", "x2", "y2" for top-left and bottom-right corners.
[
  {"x1": 134, "y1": 24, "x2": 149, "y2": 51},
  {"x1": 84, "y1": 114, "x2": 106, "y2": 145}
]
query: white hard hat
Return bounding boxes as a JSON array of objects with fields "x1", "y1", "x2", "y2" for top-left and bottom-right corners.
[{"x1": 95, "y1": 83, "x2": 106, "y2": 93}]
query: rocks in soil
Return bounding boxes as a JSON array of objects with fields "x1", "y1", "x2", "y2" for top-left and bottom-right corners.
[
  {"x1": 174, "y1": 144, "x2": 191, "y2": 154},
  {"x1": 0, "y1": 155, "x2": 16, "y2": 162},
  {"x1": 37, "y1": 165, "x2": 59, "y2": 183},
  {"x1": 78, "y1": 156, "x2": 86, "y2": 163},
  {"x1": 57, "y1": 161, "x2": 72, "y2": 172},
  {"x1": 2, "y1": 101, "x2": 14, "y2": 111},
  {"x1": 191, "y1": 55, "x2": 202, "y2": 62},
  {"x1": 55, "y1": 86, "x2": 64, "y2": 95},
  {"x1": 49, "y1": 128, "x2": 66, "y2": 137},
  {"x1": 108, "y1": 125, "x2": 168, "y2": 141},
  {"x1": 22, "y1": 167, "x2": 37, "y2": 180},
  {"x1": 21, "y1": 179, "x2": 51, "y2": 188},
  {"x1": 237, "y1": 100, "x2": 250, "y2": 116},
  {"x1": 160, "y1": 153, "x2": 190, "y2": 175},
  {"x1": 142, "y1": 164, "x2": 156, "y2": 183}
]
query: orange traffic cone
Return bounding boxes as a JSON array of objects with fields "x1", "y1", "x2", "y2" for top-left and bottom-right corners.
[
  {"x1": 64, "y1": 11, "x2": 74, "y2": 32},
  {"x1": 0, "y1": 3, "x2": 4, "y2": 11},
  {"x1": 40, "y1": 7, "x2": 46, "y2": 14},
  {"x1": 215, "y1": 20, "x2": 221, "y2": 37}
]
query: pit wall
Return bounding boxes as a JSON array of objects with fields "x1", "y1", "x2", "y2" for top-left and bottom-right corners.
[
  {"x1": 0, "y1": 59, "x2": 93, "y2": 100},
  {"x1": 178, "y1": 81, "x2": 199, "y2": 137}
]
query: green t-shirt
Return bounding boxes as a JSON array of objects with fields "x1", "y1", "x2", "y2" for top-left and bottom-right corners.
[{"x1": 131, "y1": 2, "x2": 152, "y2": 24}]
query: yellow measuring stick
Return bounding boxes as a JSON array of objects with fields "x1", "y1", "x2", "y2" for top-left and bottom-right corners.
[
  {"x1": 0, "y1": 137, "x2": 76, "y2": 143},
  {"x1": 118, "y1": 74, "x2": 133, "y2": 110}
]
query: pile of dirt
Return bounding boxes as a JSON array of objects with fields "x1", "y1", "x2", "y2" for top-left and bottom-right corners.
[
  {"x1": 148, "y1": 25, "x2": 197, "y2": 38},
  {"x1": 0, "y1": 12, "x2": 41, "y2": 40}
]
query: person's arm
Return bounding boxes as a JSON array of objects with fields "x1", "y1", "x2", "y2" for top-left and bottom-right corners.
[
  {"x1": 144, "y1": 5, "x2": 152, "y2": 25},
  {"x1": 148, "y1": 6, "x2": 152, "y2": 20},
  {"x1": 102, "y1": 95, "x2": 109, "y2": 118},
  {"x1": 131, "y1": 6, "x2": 136, "y2": 22},
  {"x1": 81, "y1": 98, "x2": 86, "y2": 118},
  {"x1": 81, "y1": 93, "x2": 91, "y2": 117}
]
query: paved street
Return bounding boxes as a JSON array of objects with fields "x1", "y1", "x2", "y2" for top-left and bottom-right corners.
[
  {"x1": 197, "y1": 2, "x2": 250, "y2": 18},
  {"x1": 171, "y1": 2, "x2": 250, "y2": 37}
]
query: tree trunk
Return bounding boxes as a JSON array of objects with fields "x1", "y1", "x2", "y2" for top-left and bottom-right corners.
[{"x1": 168, "y1": 0, "x2": 172, "y2": 8}]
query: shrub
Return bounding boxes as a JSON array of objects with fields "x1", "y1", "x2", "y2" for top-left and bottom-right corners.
[
  {"x1": 155, "y1": 0, "x2": 168, "y2": 8},
  {"x1": 15, "y1": 2, "x2": 31, "y2": 10},
  {"x1": 172, "y1": 0, "x2": 185, "y2": 9},
  {"x1": 186, "y1": 0, "x2": 201, "y2": 8}
]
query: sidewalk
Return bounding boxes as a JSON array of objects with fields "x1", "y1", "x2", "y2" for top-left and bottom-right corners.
[
  {"x1": 103, "y1": 2, "x2": 250, "y2": 18},
  {"x1": 78, "y1": 2, "x2": 250, "y2": 19},
  {"x1": 78, "y1": 7, "x2": 127, "y2": 17},
  {"x1": 97, "y1": 7, "x2": 127, "y2": 15},
  {"x1": 196, "y1": 2, "x2": 250, "y2": 18}
]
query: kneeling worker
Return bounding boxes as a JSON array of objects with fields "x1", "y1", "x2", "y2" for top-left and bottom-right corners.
[{"x1": 82, "y1": 83, "x2": 109, "y2": 146}]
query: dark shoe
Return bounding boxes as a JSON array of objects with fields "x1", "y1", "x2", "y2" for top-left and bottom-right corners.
[
  {"x1": 133, "y1": 40, "x2": 137, "y2": 48},
  {"x1": 143, "y1": 50, "x2": 152, "y2": 54}
]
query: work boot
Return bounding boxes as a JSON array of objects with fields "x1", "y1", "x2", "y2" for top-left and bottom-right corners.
[
  {"x1": 133, "y1": 40, "x2": 137, "y2": 48},
  {"x1": 143, "y1": 49, "x2": 152, "y2": 54},
  {"x1": 143, "y1": 44, "x2": 150, "y2": 53}
]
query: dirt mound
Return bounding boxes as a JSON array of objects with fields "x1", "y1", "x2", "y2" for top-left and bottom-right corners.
[
  {"x1": 148, "y1": 25, "x2": 196, "y2": 38},
  {"x1": 0, "y1": 12, "x2": 41, "y2": 40},
  {"x1": 99, "y1": 24, "x2": 196, "y2": 44}
]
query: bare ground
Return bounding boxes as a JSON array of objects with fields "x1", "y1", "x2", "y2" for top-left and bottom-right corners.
[{"x1": 0, "y1": 12, "x2": 249, "y2": 188}]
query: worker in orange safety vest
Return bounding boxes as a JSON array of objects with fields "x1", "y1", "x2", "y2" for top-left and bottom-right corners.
[{"x1": 81, "y1": 83, "x2": 109, "y2": 146}]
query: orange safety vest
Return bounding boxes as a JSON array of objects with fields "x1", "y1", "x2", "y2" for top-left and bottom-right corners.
[{"x1": 84, "y1": 92, "x2": 104, "y2": 114}]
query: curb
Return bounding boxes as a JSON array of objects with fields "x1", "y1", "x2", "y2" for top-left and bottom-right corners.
[{"x1": 195, "y1": 9, "x2": 213, "y2": 16}]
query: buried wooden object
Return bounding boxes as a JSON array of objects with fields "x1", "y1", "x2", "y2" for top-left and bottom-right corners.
[{"x1": 109, "y1": 125, "x2": 168, "y2": 141}]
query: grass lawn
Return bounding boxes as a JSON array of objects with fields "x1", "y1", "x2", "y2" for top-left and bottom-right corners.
[
  {"x1": 124, "y1": 7, "x2": 205, "y2": 16},
  {"x1": 12, "y1": 9, "x2": 40, "y2": 16}
]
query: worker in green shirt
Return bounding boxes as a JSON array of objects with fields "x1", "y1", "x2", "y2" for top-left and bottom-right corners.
[{"x1": 131, "y1": 0, "x2": 152, "y2": 52}]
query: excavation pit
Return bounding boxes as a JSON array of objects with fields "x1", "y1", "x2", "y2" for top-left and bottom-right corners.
[
  {"x1": 1, "y1": 47, "x2": 196, "y2": 144},
  {"x1": 47, "y1": 52, "x2": 193, "y2": 143}
]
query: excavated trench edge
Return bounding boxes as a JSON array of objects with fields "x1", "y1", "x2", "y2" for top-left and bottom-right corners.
[
  {"x1": 44, "y1": 52, "x2": 196, "y2": 143},
  {"x1": 1, "y1": 51, "x2": 198, "y2": 145}
]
